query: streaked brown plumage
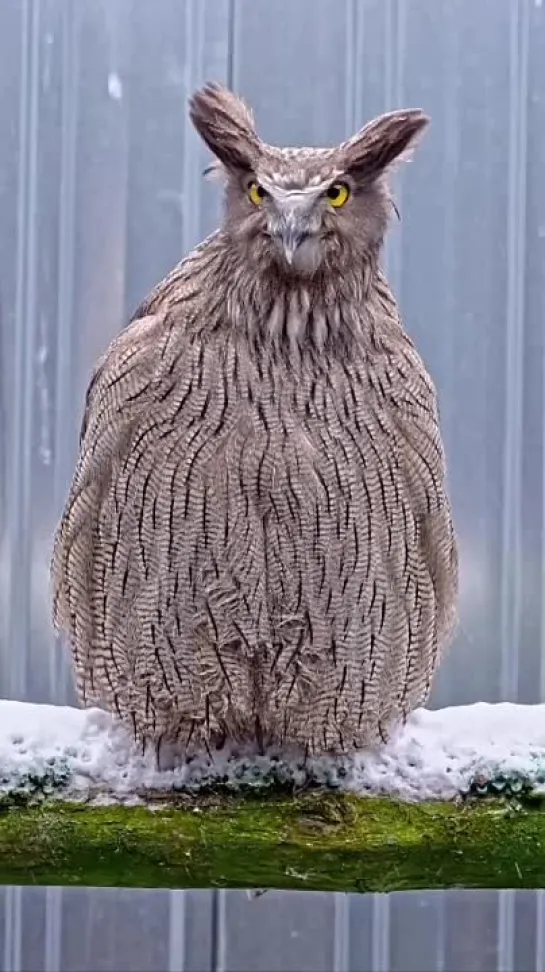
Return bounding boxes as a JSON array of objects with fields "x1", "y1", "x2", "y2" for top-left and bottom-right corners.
[{"x1": 51, "y1": 83, "x2": 458, "y2": 763}]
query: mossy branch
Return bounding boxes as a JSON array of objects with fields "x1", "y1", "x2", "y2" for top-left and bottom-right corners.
[{"x1": 1, "y1": 791, "x2": 544, "y2": 892}]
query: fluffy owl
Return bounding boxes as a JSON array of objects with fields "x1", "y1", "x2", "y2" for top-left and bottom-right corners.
[{"x1": 51, "y1": 83, "x2": 458, "y2": 764}]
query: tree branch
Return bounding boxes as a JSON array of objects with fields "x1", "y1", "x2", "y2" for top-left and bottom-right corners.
[{"x1": 0, "y1": 791, "x2": 541, "y2": 892}]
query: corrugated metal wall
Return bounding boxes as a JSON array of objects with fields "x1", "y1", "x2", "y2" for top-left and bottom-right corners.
[
  {"x1": 1, "y1": 886, "x2": 545, "y2": 972},
  {"x1": 1, "y1": 0, "x2": 545, "y2": 969}
]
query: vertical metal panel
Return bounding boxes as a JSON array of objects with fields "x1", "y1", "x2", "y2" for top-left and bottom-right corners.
[
  {"x1": 527, "y1": 0, "x2": 545, "y2": 707},
  {"x1": 173, "y1": 890, "x2": 216, "y2": 972},
  {"x1": 215, "y1": 890, "x2": 337, "y2": 972},
  {"x1": 1, "y1": 1, "x2": 545, "y2": 970},
  {"x1": 1, "y1": 888, "x2": 22, "y2": 972},
  {"x1": 231, "y1": 0, "x2": 352, "y2": 147},
  {"x1": 59, "y1": 886, "x2": 172, "y2": 971},
  {"x1": 123, "y1": 0, "x2": 230, "y2": 313},
  {"x1": 386, "y1": 893, "x2": 445, "y2": 972},
  {"x1": 379, "y1": 0, "x2": 520, "y2": 708}
]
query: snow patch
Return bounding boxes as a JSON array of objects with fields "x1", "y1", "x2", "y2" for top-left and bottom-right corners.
[
  {"x1": 107, "y1": 73, "x2": 123, "y2": 101},
  {"x1": 1, "y1": 699, "x2": 545, "y2": 804}
]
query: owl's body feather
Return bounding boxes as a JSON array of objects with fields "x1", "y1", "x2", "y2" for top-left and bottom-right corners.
[{"x1": 51, "y1": 85, "x2": 458, "y2": 760}]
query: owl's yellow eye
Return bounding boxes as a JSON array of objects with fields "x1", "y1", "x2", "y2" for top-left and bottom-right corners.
[
  {"x1": 248, "y1": 181, "x2": 266, "y2": 206},
  {"x1": 327, "y1": 182, "x2": 350, "y2": 208}
]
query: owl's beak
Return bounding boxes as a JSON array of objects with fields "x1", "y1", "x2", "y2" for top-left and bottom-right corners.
[
  {"x1": 270, "y1": 191, "x2": 316, "y2": 267},
  {"x1": 281, "y1": 227, "x2": 309, "y2": 265}
]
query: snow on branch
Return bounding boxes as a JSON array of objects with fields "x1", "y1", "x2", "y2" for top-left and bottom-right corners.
[{"x1": 2, "y1": 700, "x2": 545, "y2": 805}]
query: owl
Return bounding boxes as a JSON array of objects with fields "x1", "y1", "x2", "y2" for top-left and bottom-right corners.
[{"x1": 51, "y1": 83, "x2": 458, "y2": 766}]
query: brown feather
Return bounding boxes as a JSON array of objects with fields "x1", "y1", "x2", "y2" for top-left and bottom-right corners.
[
  {"x1": 189, "y1": 82, "x2": 259, "y2": 172},
  {"x1": 341, "y1": 109, "x2": 430, "y2": 180}
]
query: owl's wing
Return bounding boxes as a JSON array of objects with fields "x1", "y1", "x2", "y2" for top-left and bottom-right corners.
[
  {"x1": 386, "y1": 333, "x2": 459, "y2": 650},
  {"x1": 50, "y1": 311, "x2": 172, "y2": 683}
]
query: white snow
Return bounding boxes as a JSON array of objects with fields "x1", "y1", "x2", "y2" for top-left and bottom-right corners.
[
  {"x1": 1, "y1": 699, "x2": 545, "y2": 804},
  {"x1": 107, "y1": 72, "x2": 123, "y2": 101}
]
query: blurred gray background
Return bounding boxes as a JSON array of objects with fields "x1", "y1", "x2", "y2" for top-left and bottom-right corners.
[{"x1": 0, "y1": 0, "x2": 544, "y2": 969}]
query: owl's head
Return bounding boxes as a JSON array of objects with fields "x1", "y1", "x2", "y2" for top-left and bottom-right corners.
[{"x1": 189, "y1": 83, "x2": 429, "y2": 279}]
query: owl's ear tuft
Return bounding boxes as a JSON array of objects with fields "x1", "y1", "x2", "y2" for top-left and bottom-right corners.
[
  {"x1": 189, "y1": 83, "x2": 259, "y2": 173},
  {"x1": 341, "y1": 109, "x2": 429, "y2": 182}
]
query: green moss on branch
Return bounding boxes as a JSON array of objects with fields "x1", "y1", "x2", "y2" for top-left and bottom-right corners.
[{"x1": 0, "y1": 792, "x2": 543, "y2": 892}]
